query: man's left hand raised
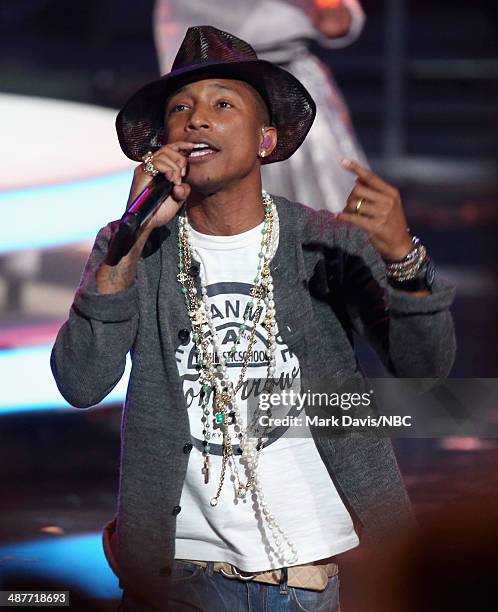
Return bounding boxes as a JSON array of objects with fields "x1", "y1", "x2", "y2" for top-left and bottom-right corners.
[{"x1": 338, "y1": 159, "x2": 413, "y2": 261}]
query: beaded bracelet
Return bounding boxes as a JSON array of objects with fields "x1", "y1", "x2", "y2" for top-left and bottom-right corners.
[
  {"x1": 384, "y1": 236, "x2": 427, "y2": 281},
  {"x1": 383, "y1": 236, "x2": 420, "y2": 266}
]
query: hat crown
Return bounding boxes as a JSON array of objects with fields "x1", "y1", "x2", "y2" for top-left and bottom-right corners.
[{"x1": 172, "y1": 25, "x2": 258, "y2": 71}]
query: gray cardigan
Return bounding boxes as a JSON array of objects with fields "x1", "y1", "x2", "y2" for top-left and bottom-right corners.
[{"x1": 51, "y1": 197, "x2": 456, "y2": 608}]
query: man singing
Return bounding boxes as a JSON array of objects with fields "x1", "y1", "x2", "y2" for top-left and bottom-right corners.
[{"x1": 51, "y1": 26, "x2": 455, "y2": 612}]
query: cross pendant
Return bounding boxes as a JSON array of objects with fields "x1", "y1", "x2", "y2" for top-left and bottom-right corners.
[{"x1": 201, "y1": 457, "x2": 210, "y2": 484}]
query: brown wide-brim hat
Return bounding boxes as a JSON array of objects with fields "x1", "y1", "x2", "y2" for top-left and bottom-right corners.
[{"x1": 116, "y1": 25, "x2": 316, "y2": 165}]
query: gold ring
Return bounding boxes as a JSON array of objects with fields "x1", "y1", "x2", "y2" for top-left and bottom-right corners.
[
  {"x1": 355, "y1": 198, "x2": 366, "y2": 214},
  {"x1": 141, "y1": 150, "x2": 159, "y2": 177}
]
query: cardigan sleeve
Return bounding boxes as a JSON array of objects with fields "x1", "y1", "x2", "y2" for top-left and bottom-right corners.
[
  {"x1": 336, "y1": 221, "x2": 456, "y2": 378},
  {"x1": 50, "y1": 222, "x2": 139, "y2": 408}
]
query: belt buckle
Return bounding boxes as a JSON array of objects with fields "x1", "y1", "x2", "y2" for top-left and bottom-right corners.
[{"x1": 219, "y1": 566, "x2": 257, "y2": 582}]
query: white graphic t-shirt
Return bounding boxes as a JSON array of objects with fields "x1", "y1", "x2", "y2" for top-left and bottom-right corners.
[{"x1": 174, "y1": 221, "x2": 359, "y2": 571}]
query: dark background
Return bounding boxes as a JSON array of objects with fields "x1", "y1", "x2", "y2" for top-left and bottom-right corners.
[
  {"x1": 0, "y1": 2, "x2": 497, "y2": 609},
  {"x1": 1, "y1": 0, "x2": 497, "y2": 159},
  {"x1": 1, "y1": 0, "x2": 497, "y2": 375}
]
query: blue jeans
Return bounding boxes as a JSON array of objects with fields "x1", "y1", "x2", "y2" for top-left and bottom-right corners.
[
  {"x1": 120, "y1": 560, "x2": 341, "y2": 611},
  {"x1": 169, "y1": 560, "x2": 340, "y2": 612}
]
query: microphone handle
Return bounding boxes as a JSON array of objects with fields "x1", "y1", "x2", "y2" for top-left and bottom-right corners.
[{"x1": 117, "y1": 173, "x2": 174, "y2": 239}]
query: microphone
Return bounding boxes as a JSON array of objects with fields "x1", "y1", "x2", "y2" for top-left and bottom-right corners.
[{"x1": 116, "y1": 173, "x2": 174, "y2": 240}]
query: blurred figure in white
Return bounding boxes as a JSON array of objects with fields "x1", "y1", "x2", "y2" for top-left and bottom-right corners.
[{"x1": 154, "y1": 0, "x2": 368, "y2": 213}]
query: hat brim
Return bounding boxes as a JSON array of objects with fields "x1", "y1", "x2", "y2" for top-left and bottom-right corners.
[{"x1": 116, "y1": 59, "x2": 316, "y2": 165}]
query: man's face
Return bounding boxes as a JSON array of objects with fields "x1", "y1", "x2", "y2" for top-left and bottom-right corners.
[{"x1": 164, "y1": 78, "x2": 270, "y2": 195}]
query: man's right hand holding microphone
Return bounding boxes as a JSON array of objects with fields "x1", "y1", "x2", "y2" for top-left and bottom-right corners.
[{"x1": 96, "y1": 141, "x2": 195, "y2": 294}]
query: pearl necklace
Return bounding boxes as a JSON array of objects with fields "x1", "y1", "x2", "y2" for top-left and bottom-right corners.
[{"x1": 177, "y1": 192, "x2": 298, "y2": 565}]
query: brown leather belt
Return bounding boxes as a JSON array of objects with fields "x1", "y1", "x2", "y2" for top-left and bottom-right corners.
[{"x1": 177, "y1": 557, "x2": 339, "y2": 592}]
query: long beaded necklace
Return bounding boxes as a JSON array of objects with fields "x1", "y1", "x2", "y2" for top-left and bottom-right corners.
[{"x1": 176, "y1": 191, "x2": 298, "y2": 565}]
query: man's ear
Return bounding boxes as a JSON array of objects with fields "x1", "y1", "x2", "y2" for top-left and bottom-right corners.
[{"x1": 259, "y1": 126, "x2": 278, "y2": 158}]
